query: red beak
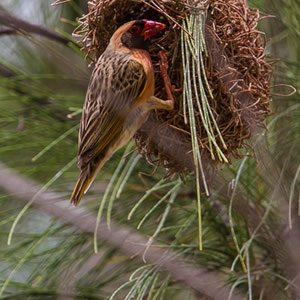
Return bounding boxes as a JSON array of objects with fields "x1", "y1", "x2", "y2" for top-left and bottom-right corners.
[{"x1": 142, "y1": 20, "x2": 166, "y2": 40}]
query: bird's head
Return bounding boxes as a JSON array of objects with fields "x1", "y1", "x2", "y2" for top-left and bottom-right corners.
[{"x1": 110, "y1": 20, "x2": 166, "y2": 50}]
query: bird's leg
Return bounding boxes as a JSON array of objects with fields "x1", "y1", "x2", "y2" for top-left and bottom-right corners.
[
  {"x1": 145, "y1": 51, "x2": 175, "y2": 111},
  {"x1": 159, "y1": 50, "x2": 175, "y2": 104}
]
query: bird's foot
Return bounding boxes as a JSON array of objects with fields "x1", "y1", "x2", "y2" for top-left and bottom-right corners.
[{"x1": 147, "y1": 96, "x2": 174, "y2": 111}]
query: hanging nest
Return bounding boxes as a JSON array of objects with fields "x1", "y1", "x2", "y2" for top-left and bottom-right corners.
[{"x1": 58, "y1": 0, "x2": 272, "y2": 177}]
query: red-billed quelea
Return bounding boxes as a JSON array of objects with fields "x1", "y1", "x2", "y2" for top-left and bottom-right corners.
[{"x1": 71, "y1": 20, "x2": 174, "y2": 205}]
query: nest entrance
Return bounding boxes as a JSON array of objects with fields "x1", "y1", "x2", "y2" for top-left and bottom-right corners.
[{"x1": 80, "y1": 1, "x2": 184, "y2": 62}]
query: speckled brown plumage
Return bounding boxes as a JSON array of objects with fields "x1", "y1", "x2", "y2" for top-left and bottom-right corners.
[{"x1": 71, "y1": 20, "x2": 173, "y2": 205}]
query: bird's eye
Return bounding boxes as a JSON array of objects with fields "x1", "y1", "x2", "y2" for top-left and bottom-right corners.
[{"x1": 129, "y1": 25, "x2": 141, "y2": 34}]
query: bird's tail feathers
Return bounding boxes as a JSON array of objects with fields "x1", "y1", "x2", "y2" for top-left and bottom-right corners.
[
  {"x1": 70, "y1": 157, "x2": 108, "y2": 206},
  {"x1": 70, "y1": 172, "x2": 93, "y2": 206}
]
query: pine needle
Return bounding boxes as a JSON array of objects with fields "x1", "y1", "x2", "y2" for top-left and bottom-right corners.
[
  {"x1": 127, "y1": 179, "x2": 175, "y2": 221},
  {"x1": 228, "y1": 157, "x2": 247, "y2": 273},
  {"x1": 289, "y1": 164, "x2": 300, "y2": 228},
  {"x1": 7, "y1": 157, "x2": 76, "y2": 246},
  {"x1": 32, "y1": 125, "x2": 78, "y2": 162},
  {"x1": 106, "y1": 151, "x2": 141, "y2": 228},
  {"x1": 93, "y1": 143, "x2": 133, "y2": 253}
]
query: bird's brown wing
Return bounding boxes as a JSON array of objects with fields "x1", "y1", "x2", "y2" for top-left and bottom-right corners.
[{"x1": 78, "y1": 51, "x2": 146, "y2": 169}]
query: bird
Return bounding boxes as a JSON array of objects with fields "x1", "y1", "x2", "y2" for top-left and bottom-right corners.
[{"x1": 70, "y1": 19, "x2": 174, "y2": 205}]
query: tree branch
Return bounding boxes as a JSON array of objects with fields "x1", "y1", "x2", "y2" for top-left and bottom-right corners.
[
  {"x1": 0, "y1": 162, "x2": 243, "y2": 300},
  {"x1": 0, "y1": 28, "x2": 16, "y2": 36},
  {"x1": 0, "y1": 6, "x2": 73, "y2": 45}
]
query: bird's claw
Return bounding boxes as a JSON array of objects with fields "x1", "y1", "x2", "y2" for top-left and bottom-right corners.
[{"x1": 164, "y1": 100, "x2": 174, "y2": 111}]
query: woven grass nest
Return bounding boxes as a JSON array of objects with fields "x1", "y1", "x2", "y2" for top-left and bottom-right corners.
[{"x1": 65, "y1": 0, "x2": 272, "y2": 177}]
